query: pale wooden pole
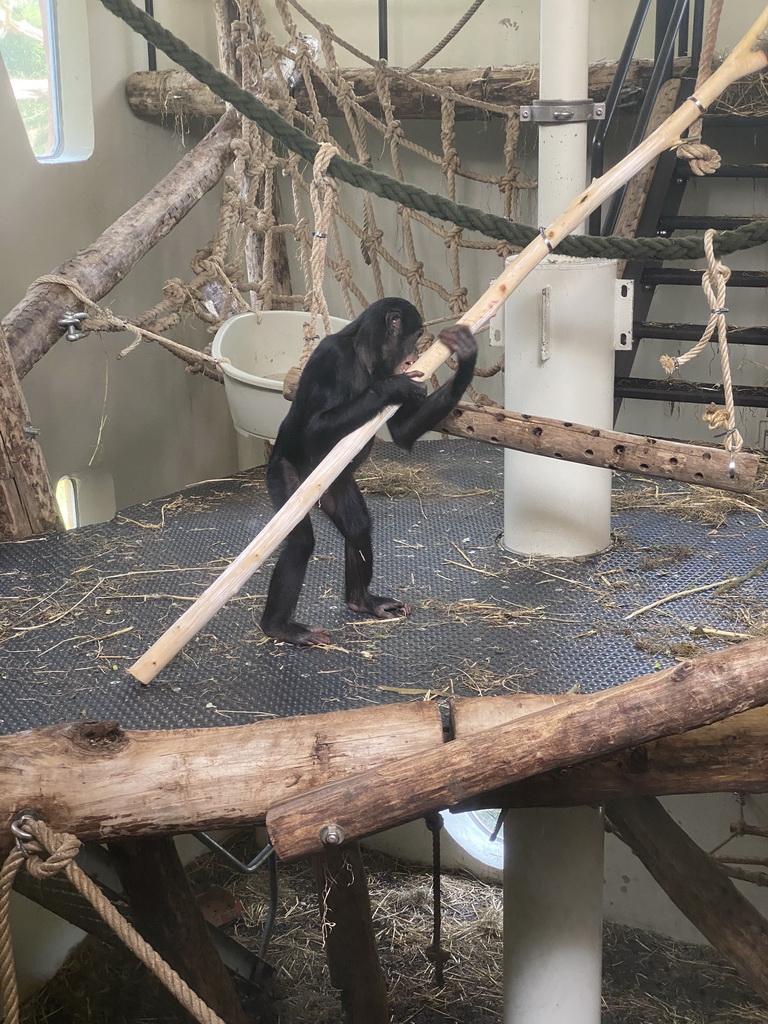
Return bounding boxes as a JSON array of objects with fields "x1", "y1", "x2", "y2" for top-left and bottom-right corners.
[{"x1": 128, "y1": 8, "x2": 768, "y2": 684}]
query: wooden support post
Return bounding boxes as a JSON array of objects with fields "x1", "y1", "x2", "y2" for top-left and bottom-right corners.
[
  {"x1": 109, "y1": 835, "x2": 249, "y2": 1024},
  {"x1": 0, "y1": 324, "x2": 61, "y2": 540},
  {"x1": 265, "y1": 637, "x2": 768, "y2": 861},
  {"x1": 313, "y1": 842, "x2": 389, "y2": 1023},
  {"x1": 2, "y1": 111, "x2": 238, "y2": 380},
  {"x1": 450, "y1": 696, "x2": 768, "y2": 808},
  {"x1": 606, "y1": 796, "x2": 768, "y2": 1003}
]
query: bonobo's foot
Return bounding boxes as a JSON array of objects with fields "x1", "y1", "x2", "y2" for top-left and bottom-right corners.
[
  {"x1": 347, "y1": 594, "x2": 413, "y2": 619},
  {"x1": 260, "y1": 619, "x2": 332, "y2": 646}
]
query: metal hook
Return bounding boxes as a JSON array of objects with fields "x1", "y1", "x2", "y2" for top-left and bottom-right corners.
[{"x1": 58, "y1": 311, "x2": 88, "y2": 341}]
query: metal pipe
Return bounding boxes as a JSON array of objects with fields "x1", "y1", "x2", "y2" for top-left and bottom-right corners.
[
  {"x1": 145, "y1": 0, "x2": 156, "y2": 71},
  {"x1": 378, "y1": 0, "x2": 388, "y2": 61}
]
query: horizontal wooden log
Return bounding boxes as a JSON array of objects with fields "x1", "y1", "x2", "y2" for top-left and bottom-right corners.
[
  {"x1": 606, "y1": 796, "x2": 768, "y2": 1003},
  {"x1": 126, "y1": 59, "x2": 687, "y2": 122},
  {"x1": 2, "y1": 110, "x2": 238, "y2": 380},
  {"x1": 283, "y1": 366, "x2": 759, "y2": 493},
  {"x1": 0, "y1": 702, "x2": 443, "y2": 855},
  {"x1": 450, "y1": 695, "x2": 768, "y2": 808},
  {"x1": 265, "y1": 637, "x2": 768, "y2": 861},
  {"x1": 441, "y1": 404, "x2": 757, "y2": 493},
  {"x1": 6, "y1": 689, "x2": 768, "y2": 855}
]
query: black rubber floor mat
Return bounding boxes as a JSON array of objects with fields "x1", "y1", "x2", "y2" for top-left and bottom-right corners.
[{"x1": 1, "y1": 440, "x2": 765, "y2": 734}]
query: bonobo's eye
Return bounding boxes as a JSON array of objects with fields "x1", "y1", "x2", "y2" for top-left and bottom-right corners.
[{"x1": 386, "y1": 309, "x2": 403, "y2": 334}]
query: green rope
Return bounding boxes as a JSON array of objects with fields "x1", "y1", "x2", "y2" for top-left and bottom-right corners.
[{"x1": 100, "y1": 0, "x2": 768, "y2": 261}]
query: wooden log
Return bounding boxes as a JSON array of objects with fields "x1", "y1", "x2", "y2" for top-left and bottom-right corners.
[
  {"x1": 265, "y1": 637, "x2": 768, "y2": 862},
  {"x1": 109, "y1": 835, "x2": 249, "y2": 1024},
  {"x1": 312, "y1": 842, "x2": 389, "y2": 1023},
  {"x1": 0, "y1": 703, "x2": 443, "y2": 855},
  {"x1": 2, "y1": 110, "x2": 238, "y2": 380},
  {"x1": 0, "y1": 324, "x2": 61, "y2": 540},
  {"x1": 284, "y1": 365, "x2": 758, "y2": 493},
  {"x1": 126, "y1": 59, "x2": 687, "y2": 122},
  {"x1": 127, "y1": 8, "x2": 768, "y2": 685},
  {"x1": 450, "y1": 696, "x2": 768, "y2": 808},
  {"x1": 606, "y1": 796, "x2": 768, "y2": 1003}
]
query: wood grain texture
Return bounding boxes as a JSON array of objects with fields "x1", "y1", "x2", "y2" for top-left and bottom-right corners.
[
  {"x1": 266, "y1": 638, "x2": 768, "y2": 861},
  {"x1": 0, "y1": 702, "x2": 443, "y2": 854}
]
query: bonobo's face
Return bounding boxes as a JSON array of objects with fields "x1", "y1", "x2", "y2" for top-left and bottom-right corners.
[{"x1": 379, "y1": 299, "x2": 423, "y2": 371}]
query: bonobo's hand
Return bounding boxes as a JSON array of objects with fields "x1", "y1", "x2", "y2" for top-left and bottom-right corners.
[
  {"x1": 380, "y1": 372, "x2": 427, "y2": 405},
  {"x1": 439, "y1": 324, "x2": 477, "y2": 362}
]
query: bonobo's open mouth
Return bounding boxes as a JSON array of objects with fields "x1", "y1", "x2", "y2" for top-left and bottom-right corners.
[{"x1": 396, "y1": 354, "x2": 423, "y2": 377}]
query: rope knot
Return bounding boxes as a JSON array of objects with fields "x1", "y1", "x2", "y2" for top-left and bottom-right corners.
[
  {"x1": 676, "y1": 141, "x2": 722, "y2": 177},
  {"x1": 17, "y1": 819, "x2": 81, "y2": 880},
  {"x1": 405, "y1": 262, "x2": 425, "y2": 286},
  {"x1": 384, "y1": 120, "x2": 405, "y2": 144},
  {"x1": 441, "y1": 147, "x2": 461, "y2": 175},
  {"x1": 162, "y1": 278, "x2": 188, "y2": 307}
]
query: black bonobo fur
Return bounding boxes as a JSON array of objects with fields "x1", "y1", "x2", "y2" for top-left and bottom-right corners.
[{"x1": 260, "y1": 297, "x2": 477, "y2": 646}]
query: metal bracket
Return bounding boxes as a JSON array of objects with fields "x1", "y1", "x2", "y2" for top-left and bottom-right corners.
[
  {"x1": 519, "y1": 99, "x2": 605, "y2": 125},
  {"x1": 58, "y1": 311, "x2": 88, "y2": 341},
  {"x1": 614, "y1": 279, "x2": 635, "y2": 351}
]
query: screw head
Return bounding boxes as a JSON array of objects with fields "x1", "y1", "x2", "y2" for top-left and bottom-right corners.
[{"x1": 319, "y1": 823, "x2": 346, "y2": 846}]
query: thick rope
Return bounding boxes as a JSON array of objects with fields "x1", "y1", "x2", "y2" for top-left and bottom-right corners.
[
  {"x1": 0, "y1": 818, "x2": 227, "y2": 1024},
  {"x1": 660, "y1": 229, "x2": 743, "y2": 457},
  {"x1": 676, "y1": 0, "x2": 724, "y2": 176},
  {"x1": 97, "y1": 0, "x2": 768, "y2": 262}
]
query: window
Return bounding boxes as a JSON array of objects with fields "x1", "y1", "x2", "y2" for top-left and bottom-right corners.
[
  {"x1": 0, "y1": 0, "x2": 92, "y2": 163},
  {"x1": 55, "y1": 475, "x2": 79, "y2": 529},
  {"x1": 443, "y1": 809, "x2": 504, "y2": 871}
]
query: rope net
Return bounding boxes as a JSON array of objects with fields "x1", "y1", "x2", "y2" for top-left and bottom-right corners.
[{"x1": 118, "y1": 0, "x2": 535, "y2": 401}]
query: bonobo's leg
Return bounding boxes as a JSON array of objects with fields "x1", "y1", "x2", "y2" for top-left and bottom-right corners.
[
  {"x1": 260, "y1": 457, "x2": 331, "y2": 646},
  {"x1": 320, "y1": 477, "x2": 412, "y2": 620}
]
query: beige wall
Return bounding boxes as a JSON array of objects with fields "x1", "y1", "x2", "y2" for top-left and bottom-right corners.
[{"x1": 1, "y1": 0, "x2": 239, "y2": 517}]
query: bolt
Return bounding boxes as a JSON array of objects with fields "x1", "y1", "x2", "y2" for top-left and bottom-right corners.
[
  {"x1": 23, "y1": 422, "x2": 40, "y2": 441},
  {"x1": 319, "y1": 823, "x2": 346, "y2": 846}
]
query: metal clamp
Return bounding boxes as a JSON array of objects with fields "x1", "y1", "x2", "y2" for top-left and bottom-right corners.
[
  {"x1": 58, "y1": 311, "x2": 88, "y2": 341},
  {"x1": 519, "y1": 99, "x2": 605, "y2": 125}
]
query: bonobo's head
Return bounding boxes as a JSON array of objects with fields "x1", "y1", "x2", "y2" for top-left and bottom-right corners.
[{"x1": 347, "y1": 297, "x2": 424, "y2": 376}]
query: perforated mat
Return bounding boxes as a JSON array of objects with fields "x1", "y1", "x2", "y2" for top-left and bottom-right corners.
[{"x1": 1, "y1": 440, "x2": 765, "y2": 735}]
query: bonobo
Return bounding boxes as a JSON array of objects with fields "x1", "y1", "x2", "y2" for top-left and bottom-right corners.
[{"x1": 261, "y1": 297, "x2": 477, "y2": 646}]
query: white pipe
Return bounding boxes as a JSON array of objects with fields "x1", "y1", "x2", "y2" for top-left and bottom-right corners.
[
  {"x1": 503, "y1": 807, "x2": 605, "y2": 1024},
  {"x1": 503, "y1": 0, "x2": 612, "y2": 557},
  {"x1": 502, "y1": 256, "x2": 616, "y2": 556},
  {"x1": 502, "y1": 6, "x2": 606, "y2": 1024}
]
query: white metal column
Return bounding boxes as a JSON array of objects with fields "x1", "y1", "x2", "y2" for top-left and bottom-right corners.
[
  {"x1": 503, "y1": 808, "x2": 604, "y2": 1024},
  {"x1": 502, "y1": 4, "x2": 606, "y2": 1023}
]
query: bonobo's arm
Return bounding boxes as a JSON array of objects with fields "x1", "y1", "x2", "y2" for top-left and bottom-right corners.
[
  {"x1": 388, "y1": 325, "x2": 477, "y2": 449},
  {"x1": 303, "y1": 366, "x2": 425, "y2": 455}
]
